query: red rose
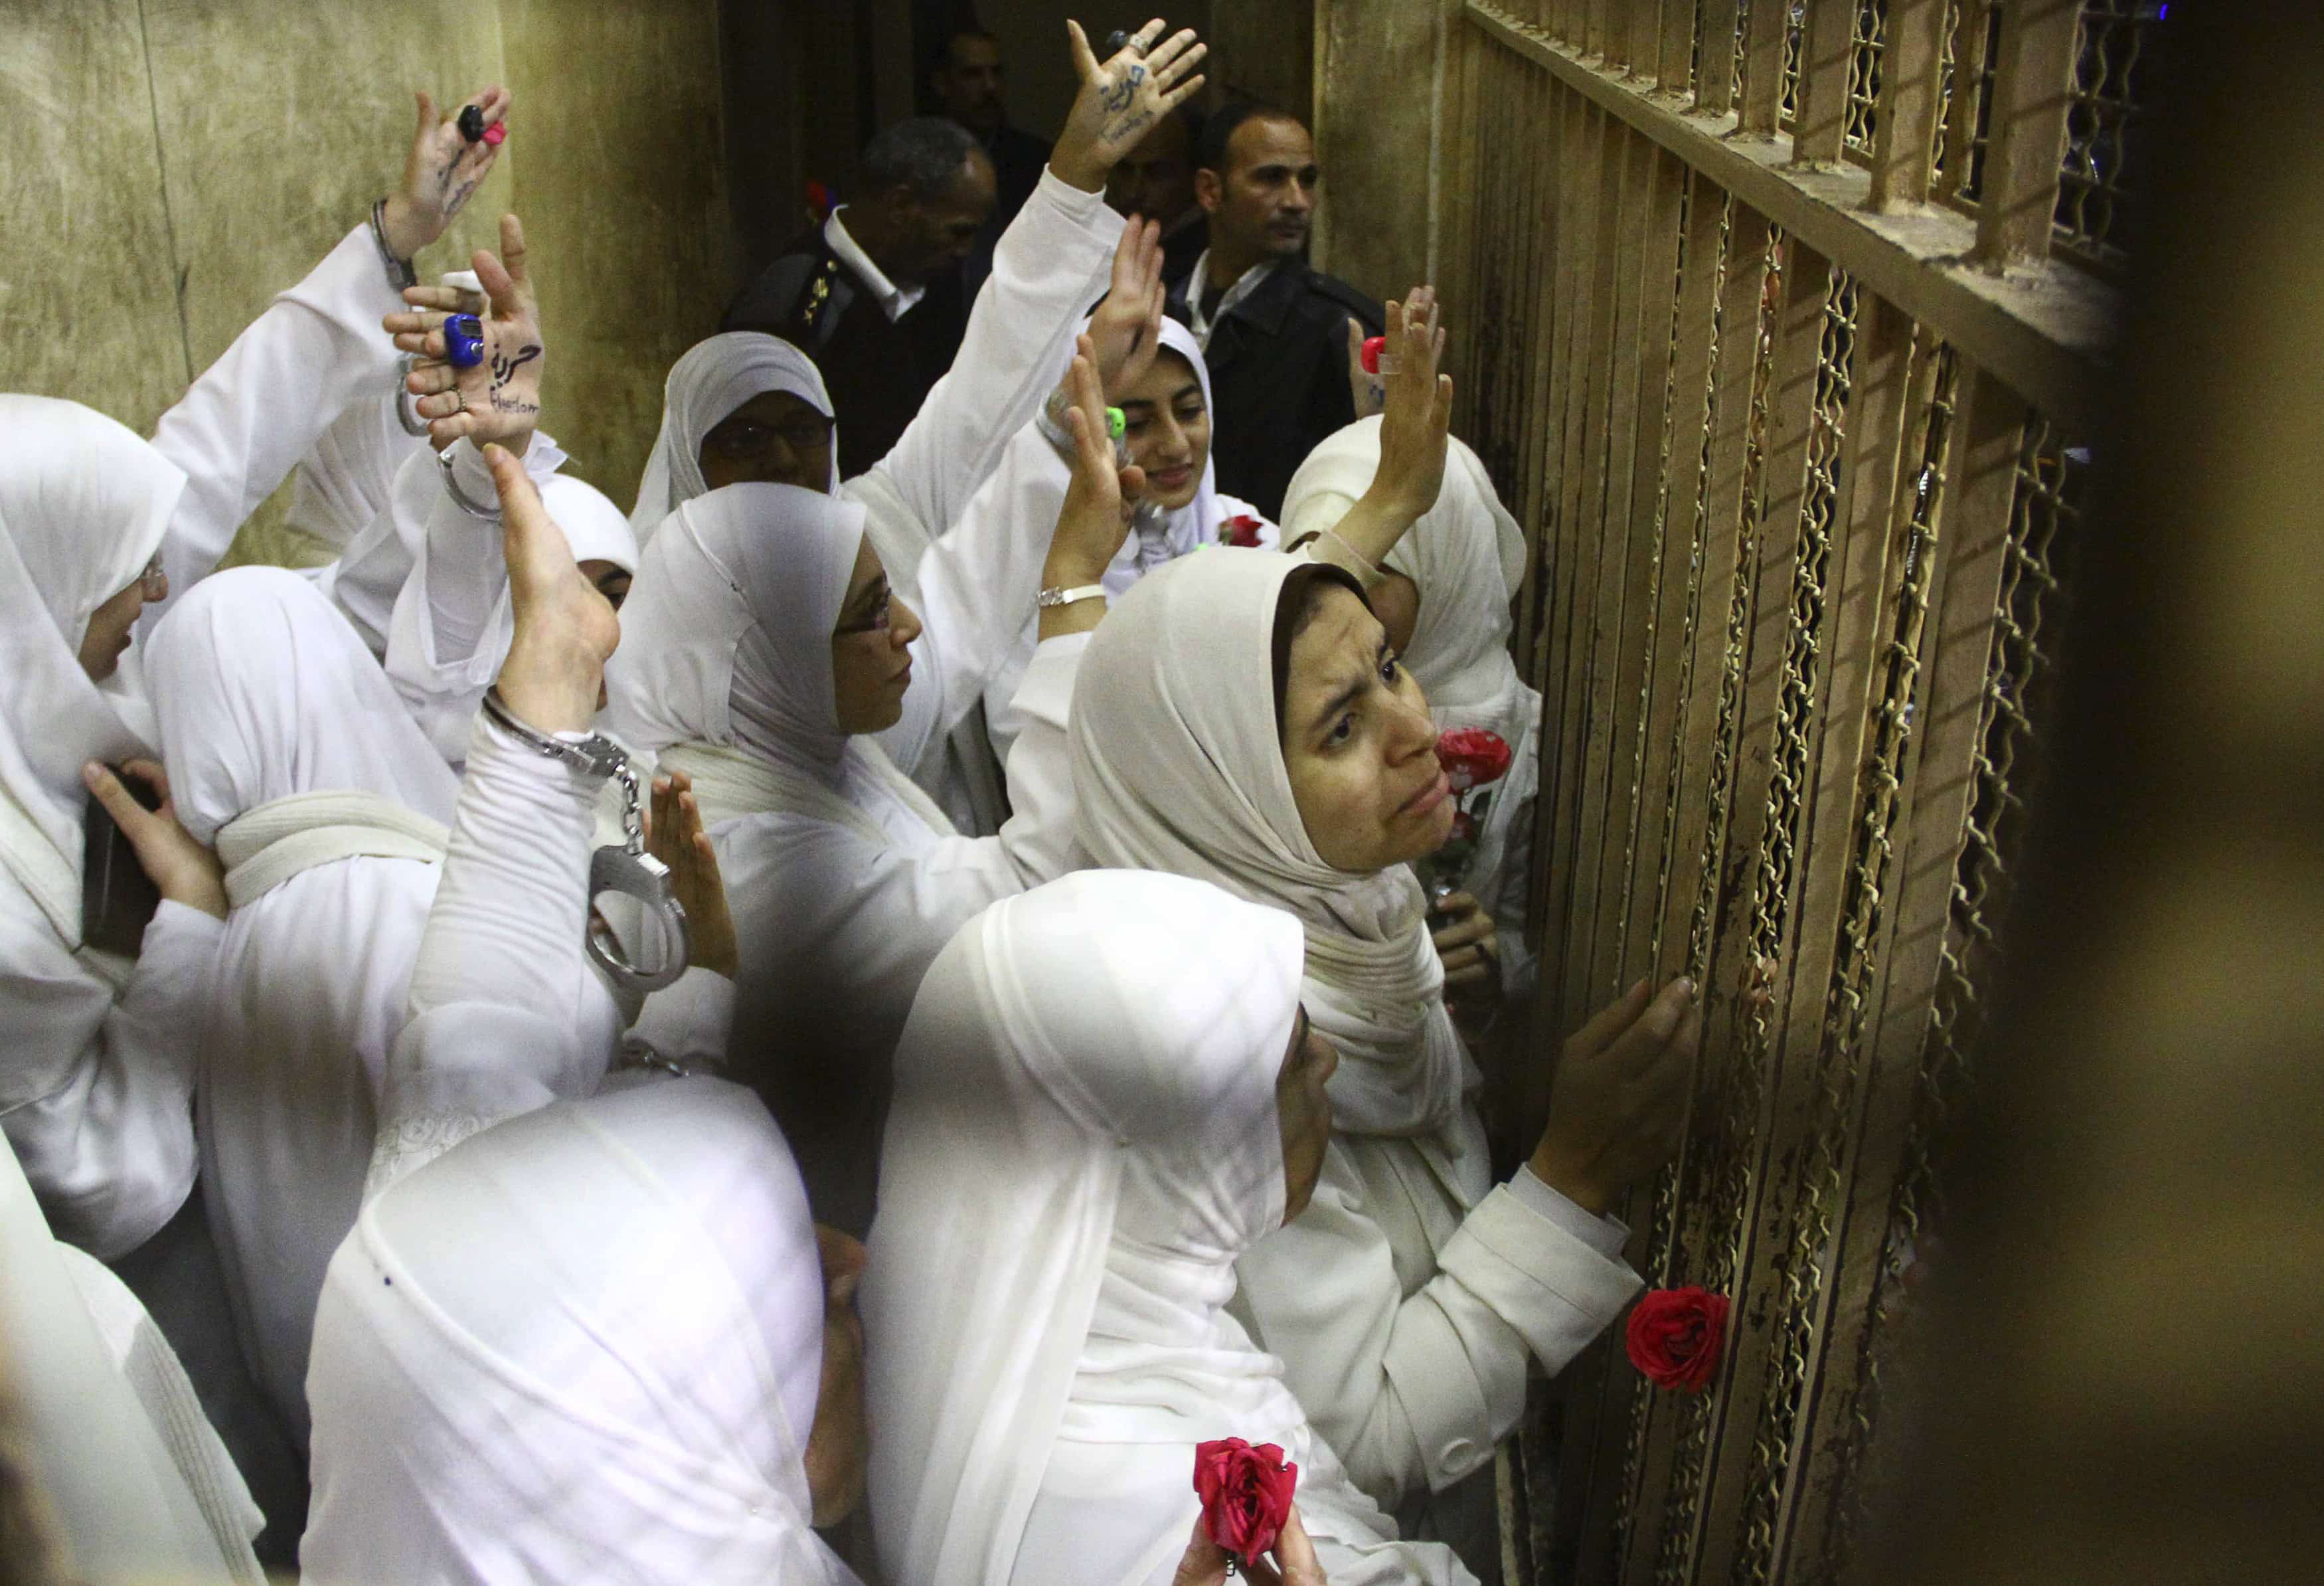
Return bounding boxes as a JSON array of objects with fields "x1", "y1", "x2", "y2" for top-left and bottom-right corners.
[
  {"x1": 1193, "y1": 1437, "x2": 1298, "y2": 1565},
  {"x1": 1436, "y1": 727, "x2": 1513, "y2": 794},
  {"x1": 1220, "y1": 514, "x2": 1266, "y2": 549},
  {"x1": 1624, "y1": 1286, "x2": 1730, "y2": 1393}
]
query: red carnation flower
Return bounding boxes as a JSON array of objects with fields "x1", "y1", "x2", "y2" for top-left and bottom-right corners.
[
  {"x1": 1624, "y1": 1286, "x2": 1730, "y2": 1393},
  {"x1": 1220, "y1": 513, "x2": 1267, "y2": 549},
  {"x1": 1193, "y1": 1437, "x2": 1299, "y2": 1567},
  {"x1": 1436, "y1": 727, "x2": 1513, "y2": 794}
]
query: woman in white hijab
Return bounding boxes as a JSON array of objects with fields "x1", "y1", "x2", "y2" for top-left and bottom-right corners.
[
  {"x1": 627, "y1": 25, "x2": 1199, "y2": 832},
  {"x1": 862, "y1": 868, "x2": 1467, "y2": 1586},
  {"x1": 1280, "y1": 417, "x2": 1542, "y2": 1005},
  {"x1": 305, "y1": 444, "x2": 864, "y2": 1585},
  {"x1": 1066, "y1": 311, "x2": 1700, "y2": 1565},
  {"x1": 603, "y1": 347, "x2": 1136, "y2": 1234},
  {"x1": 981, "y1": 313, "x2": 1279, "y2": 762},
  {"x1": 146, "y1": 565, "x2": 552, "y2": 1451},
  {"x1": 0, "y1": 395, "x2": 228, "y2": 1261}
]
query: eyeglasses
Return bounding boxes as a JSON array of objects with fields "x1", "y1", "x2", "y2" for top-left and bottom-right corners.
[
  {"x1": 704, "y1": 413, "x2": 836, "y2": 462},
  {"x1": 833, "y1": 582, "x2": 892, "y2": 636},
  {"x1": 138, "y1": 555, "x2": 167, "y2": 600}
]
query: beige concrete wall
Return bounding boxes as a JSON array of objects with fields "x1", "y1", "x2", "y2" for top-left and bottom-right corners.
[
  {"x1": 2, "y1": 0, "x2": 728, "y2": 568},
  {"x1": 1310, "y1": 0, "x2": 1457, "y2": 307}
]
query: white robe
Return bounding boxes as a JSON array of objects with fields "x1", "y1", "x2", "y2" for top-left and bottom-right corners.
[
  {"x1": 0, "y1": 396, "x2": 219, "y2": 1259},
  {"x1": 1070, "y1": 549, "x2": 1641, "y2": 1518},
  {"x1": 145, "y1": 567, "x2": 475, "y2": 1446},
  {"x1": 146, "y1": 222, "x2": 409, "y2": 612},
  {"x1": 0, "y1": 1130, "x2": 262, "y2": 1583},
  {"x1": 602, "y1": 483, "x2": 1083, "y2": 1232},
  {"x1": 863, "y1": 870, "x2": 1471, "y2": 1586}
]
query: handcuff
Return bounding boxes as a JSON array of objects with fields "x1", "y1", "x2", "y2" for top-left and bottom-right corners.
[{"x1": 479, "y1": 687, "x2": 691, "y2": 996}]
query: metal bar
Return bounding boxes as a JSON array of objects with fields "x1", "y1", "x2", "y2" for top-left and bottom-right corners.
[
  {"x1": 1604, "y1": 0, "x2": 1633, "y2": 72},
  {"x1": 1657, "y1": 0, "x2": 1694, "y2": 95},
  {"x1": 1934, "y1": 0, "x2": 1993, "y2": 204},
  {"x1": 1736, "y1": 0, "x2": 1789, "y2": 136},
  {"x1": 1971, "y1": 0, "x2": 2078, "y2": 270},
  {"x1": 1462, "y1": 2, "x2": 2114, "y2": 434},
  {"x1": 1870, "y1": 0, "x2": 1949, "y2": 209},
  {"x1": 1554, "y1": 119, "x2": 1645, "y2": 1033},
  {"x1": 1697, "y1": 0, "x2": 1740, "y2": 117},
  {"x1": 1587, "y1": 140, "x2": 1687, "y2": 1008},
  {"x1": 1790, "y1": 0, "x2": 1858, "y2": 166},
  {"x1": 1687, "y1": 232, "x2": 1832, "y2": 1586}
]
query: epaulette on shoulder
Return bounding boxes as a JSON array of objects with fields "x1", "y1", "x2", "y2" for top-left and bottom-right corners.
[
  {"x1": 1306, "y1": 270, "x2": 1386, "y2": 331},
  {"x1": 789, "y1": 256, "x2": 853, "y2": 349}
]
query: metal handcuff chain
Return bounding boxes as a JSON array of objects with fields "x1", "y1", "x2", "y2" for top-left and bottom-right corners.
[{"x1": 479, "y1": 688, "x2": 692, "y2": 996}]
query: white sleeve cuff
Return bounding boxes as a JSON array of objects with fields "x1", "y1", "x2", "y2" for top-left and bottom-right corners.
[{"x1": 1510, "y1": 1162, "x2": 1633, "y2": 1260}]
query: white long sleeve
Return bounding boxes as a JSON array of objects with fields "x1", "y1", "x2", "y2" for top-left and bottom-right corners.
[
  {"x1": 849, "y1": 169, "x2": 1119, "y2": 574},
  {"x1": 0, "y1": 895, "x2": 221, "y2": 1259},
  {"x1": 319, "y1": 438, "x2": 566, "y2": 764},
  {"x1": 720, "y1": 634, "x2": 1085, "y2": 1056},
  {"x1": 149, "y1": 224, "x2": 405, "y2": 608},
  {"x1": 1230, "y1": 1138, "x2": 1643, "y2": 1513},
  {"x1": 365, "y1": 713, "x2": 620, "y2": 1199},
  {"x1": 871, "y1": 418, "x2": 1066, "y2": 780}
]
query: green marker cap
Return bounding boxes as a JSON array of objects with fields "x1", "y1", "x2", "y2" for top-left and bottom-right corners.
[{"x1": 1105, "y1": 406, "x2": 1127, "y2": 440}]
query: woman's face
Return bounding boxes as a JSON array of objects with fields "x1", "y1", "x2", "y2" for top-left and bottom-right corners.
[
  {"x1": 1117, "y1": 350, "x2": 1209, "y2": 513},
  {"x1": 578, "y1": 560, "x2": 631, "y2": 611},
  {"x1": 1281, "y1": 585, "x2": 1452, "y2": 871},
  {"x1": 699, "y1": 391, "x2": 835, "y2": 494},
  {"x1": 1276, "y1": 1007, "x2": 1338, "y2": 1224},
  {"x1": 830, "y1": 537, "x2": 922, "y2": 735},
  {"x1": 77, "y1": 562, "x2": 164, "y2": 681}
]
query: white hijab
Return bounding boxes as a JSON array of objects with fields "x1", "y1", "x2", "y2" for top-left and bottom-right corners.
[
  {"x1": 863, "y1": 870, "x2": 1469, "y2": 1586},
  {"x1": 1070, "y1": 549, "x2": 1475, "y2": 1150},
  {"x1": 1280, "y1": 418, "x2": 1529, "y2": 717},
  {"x1": 303, "y1": 1078, "x2": 858, "y2": 1586},
  {"x1": 0, "y1": 396, "x2": 185, "y2": 945},
  {"x1": 603, "y1": 482, "x2": 952, "y2": 842},
  {"x1": 629, "y1": 331, "x2": 838, "y2": 542},
  {"x1": 147, "y1": 567, "x2": 461, "y2": 1441},
  {"x1": 1107, "y1": 318, "x2": 1236, "y2": 594}
]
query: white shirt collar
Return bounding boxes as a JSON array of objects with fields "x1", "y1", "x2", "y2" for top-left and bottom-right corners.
[
  {"x1": 824, "y1": 208, "x2": 924, "y2": 322},
  {"x1": 1183, "y1": 251, "x2": 1279, "y2": 352}
]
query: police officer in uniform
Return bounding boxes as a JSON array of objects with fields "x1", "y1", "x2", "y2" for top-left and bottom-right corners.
[
  {"x1": 1167, "y1": 101, "x2": 1385, "y2": 521},
  {"x1": 723, "y1": 117, "x2": 995, "y2": 481}
]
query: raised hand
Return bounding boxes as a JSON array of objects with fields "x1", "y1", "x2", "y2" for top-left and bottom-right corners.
[
  {"x1": 1347, "y1": 317, "x2": 1386, "y2": 421},
  {"x1": 379, "y1": 86, "x2": 509, "y2": 261},
  {"x1": 1370, "y1": 286, "x2": 1453, "y2": 522},
  {"x1": 80, "y1": 759, "x2": 226, "y2": 920},
  {"x1": 386, "y1": 213, "x2": 543, "y2": 451},
  {"x1": 1051, "y1": 19, "x2": 1208, "y2": 193},
  {"x1": 1040, "y1": 337, "x2": 1145, "y2": 638},
  {"x1": 1529, "y1": 976, "x2": 1701, "y2": 1216},
  {"x1": 485, "y1": 443, "x2": 618, "y2": 737},
  {"x1": 1430, "y1": 890, "x2": 1501, "y2": 1002},
  {"x1": 647, "y1": 770, "x2": 738, "y2": 979},
  {"x1": 1088, "y1": 215, "x2": 1167, "y2": 399}
]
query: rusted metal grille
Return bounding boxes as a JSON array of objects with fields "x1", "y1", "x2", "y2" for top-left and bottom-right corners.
[
  {"x1": 1436, "y1": 5, "x2": 2113, "y2": 1581},
  {"x1": 2054, "y1": 0, "x2": 2160, "y2": 268},
  {"x1": 1845, "y1": 0, "x2": 1886, "y2": 154}
]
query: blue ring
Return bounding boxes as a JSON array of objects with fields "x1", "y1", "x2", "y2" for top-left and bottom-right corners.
[{"x1": 444, "y1": 314, "x2": 485, "y2": 370}]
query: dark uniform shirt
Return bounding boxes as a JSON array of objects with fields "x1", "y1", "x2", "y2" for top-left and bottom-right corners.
[
  {"x1": 721, "y1": 226, "x2": 957, "y2": 482},
  {"x1": 1167, "y1": 256, "x2": 1385, "y2": 521}
]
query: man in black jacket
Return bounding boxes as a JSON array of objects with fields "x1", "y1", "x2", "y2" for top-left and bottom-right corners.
[
  {"x1": 722, "y1": 118, "x2": 995, "y2": 480},
  {"x1": 1167, "y1": 101, "x2": 1383, "y2": 521}
]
